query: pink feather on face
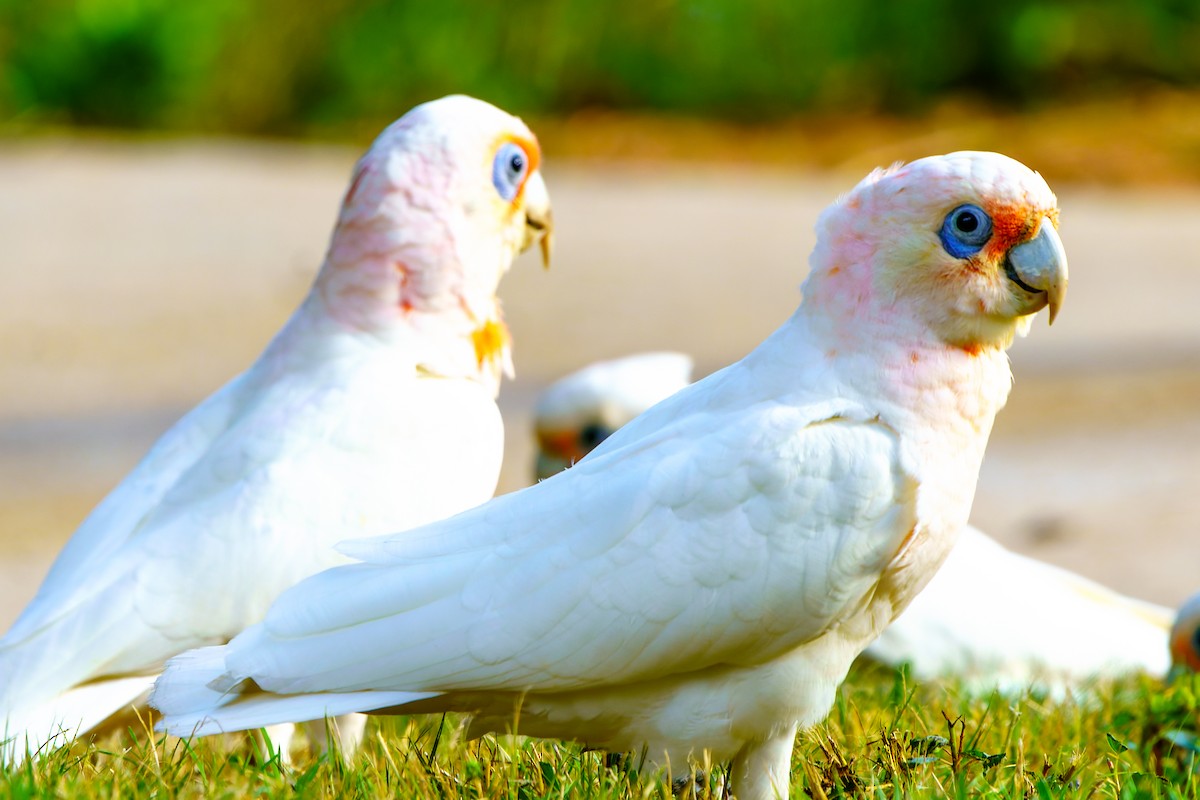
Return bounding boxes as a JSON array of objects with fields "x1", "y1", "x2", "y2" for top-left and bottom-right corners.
[
  {"x1": 307, "y1": 95, "x2": 549, "y2": 388},
  {"x1": 801, "y1": 151, "x2": 1061, "y2": 355}
]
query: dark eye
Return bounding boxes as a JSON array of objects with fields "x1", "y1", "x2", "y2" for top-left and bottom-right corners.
[
  {"x1": 938, "y1": 203, "x2": 993, "y2": 258},
  {"x1": 492, "y1": 142, "x2": 529, "y2": 201},
  {"x1": 954, "y1": 210, "x2": 979, "y2": 233},
  {"x1": 578, "y1": 423, "x2": 612, "y2": 452}
]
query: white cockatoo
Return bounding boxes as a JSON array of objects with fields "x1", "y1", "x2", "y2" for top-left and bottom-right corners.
[
  {"x1": 152, "y1": 151, "x2": 1066, "y2": 800},
  {"x1": 532, "y1": 354, "x2": 1171, "y2": 695},
  {"x1": 0, "y1": 95, "x2": 552, "y2": 764}
]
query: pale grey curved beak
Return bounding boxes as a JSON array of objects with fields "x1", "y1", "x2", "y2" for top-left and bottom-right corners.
[
  {"x1": 1006, "y1": 217, "x2": 1068, "y2": 324},
  {"x1": 522, "y1": 171, "x2": 553, "y2": 269}
]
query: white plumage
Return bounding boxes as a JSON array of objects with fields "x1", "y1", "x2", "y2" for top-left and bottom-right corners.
[
  {"x1": 153, "y1": 152, "x2": 1066, "y2": 799},
  {"x1": 532, "y1": 353, "x2": 1171, "y2": 695},
  {"x1": 0, "y1": 94, "x2": 552, "y2": 763}
]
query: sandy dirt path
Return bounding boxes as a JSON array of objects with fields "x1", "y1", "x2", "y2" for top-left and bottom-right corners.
[{"x1": 1, "y1": 138, "x2": 1198, "y2": 632}]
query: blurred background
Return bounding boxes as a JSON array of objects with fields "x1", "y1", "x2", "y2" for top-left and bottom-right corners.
[{"x1": 2, "y1": 0, "x2": 1200, "y2": 626}]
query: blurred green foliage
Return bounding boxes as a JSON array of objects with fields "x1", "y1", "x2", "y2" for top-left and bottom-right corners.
[{"x1": 3, "y1": 0, "x2": 1200, "y2": 134}]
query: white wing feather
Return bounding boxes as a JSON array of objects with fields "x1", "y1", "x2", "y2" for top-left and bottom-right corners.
[
  {"x1": 5, "y1": 376, "x2": 246, "y2": 643},
  {"x1": 161, "y1": 373, "x2": 918, "y2": 726},
  {"x1": 2, "y1": 340, "x2": 502, "y2": 754},
  {"x1": 536, "y1": 354, "x2": 1171, "y2": 696}
]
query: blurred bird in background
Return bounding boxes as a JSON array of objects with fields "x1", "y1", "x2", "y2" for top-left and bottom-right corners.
[
  {"x1": 0, "y1": 95, "x2": 552, "y2": 764},
  {"x1": 533, "y1": 352, "x2": 695, "y2": 481}
]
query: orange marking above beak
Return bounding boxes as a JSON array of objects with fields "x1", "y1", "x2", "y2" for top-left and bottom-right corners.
[{"x1": 983, "y1": 202, "x2": 1037, "y2": 261}]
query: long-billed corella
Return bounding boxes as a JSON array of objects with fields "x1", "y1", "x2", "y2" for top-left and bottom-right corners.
[
  {"x1": 0, "y1": 94, "x2": 552, "y2": 764},
  {"x1": 152, "y1": 151, "x2": 1065, "y2": 800}
]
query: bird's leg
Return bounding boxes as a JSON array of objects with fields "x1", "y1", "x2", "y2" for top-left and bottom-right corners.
[
  {"x1": 302, "y1": 713, "x2": 368, "y2": 759},
  {"x1": 253, "y1": 723, "x2": 295, "y2": 767},
  {"x1": 729, "y1": 724, "x2": 798, "y2": 800}
]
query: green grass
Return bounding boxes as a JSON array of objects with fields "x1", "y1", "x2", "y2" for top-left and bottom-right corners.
[{"x1": 4, "y1": 664, "x2": 1199, "y2": 799}]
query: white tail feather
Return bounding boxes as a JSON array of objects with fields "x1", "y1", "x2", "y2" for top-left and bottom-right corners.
[
  {"x1": 152, "y1": 644, "x2": 434, "y2": 738},
  {"x1": 148, "y1": 645, "x2": 234, "y2": 720},
  {"x1": 156, "y1": 689, "x2": 436, "y2": 738}
]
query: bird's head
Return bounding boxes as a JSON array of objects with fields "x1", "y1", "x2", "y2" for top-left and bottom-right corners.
[
  {"x1": 315, "y1": 94, "x2": 552, "y2": 380},
  {"x1": 533, "y1": 353, "x2": 694, "y2": 480},
  {"x1": 805, "y1": 151, "x2": 1066, "y2": 353},
  {"x1": 1169, "y1": 592, "x2": 1200, "y2": 675}
]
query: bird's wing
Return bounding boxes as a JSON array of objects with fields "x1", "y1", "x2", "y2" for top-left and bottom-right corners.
[
  {"x1": 3, "y1": 337, "x2": 505, "y2": 759},
  {"x1": 0, "y1": 375, "x2": 249, "y2": 755},
  {"x1": 5, "y1": 359, "x2": 501, "y2": 677},
  {"x1": 0, "y1": 372, "x2": 328, "y2": 726},
  {"x1": 2, "y1": 374, "x2": 247, "y2": 644},
  {"x1": 128, "y1": 369, "x2": 504, "y2": 647},
  {"x1": 221, "y1": 388, "x2": 920, "y2": 697}
]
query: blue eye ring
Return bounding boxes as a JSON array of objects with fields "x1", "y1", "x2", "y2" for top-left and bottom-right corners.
[
  {"x1": 939, "y1": 204, "x2": 993, "y2": 259},
  {"x1": 492, "y1": 142, "x2": 529, "y2": 201}
]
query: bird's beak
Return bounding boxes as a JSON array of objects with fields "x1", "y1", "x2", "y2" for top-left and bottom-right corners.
[
  {"x1": 1005, "y1": 217, "x2": 1068, "y2": 324},
  {"x1": 521, "y1": 171, "x2": 553, "y2": 269}
]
